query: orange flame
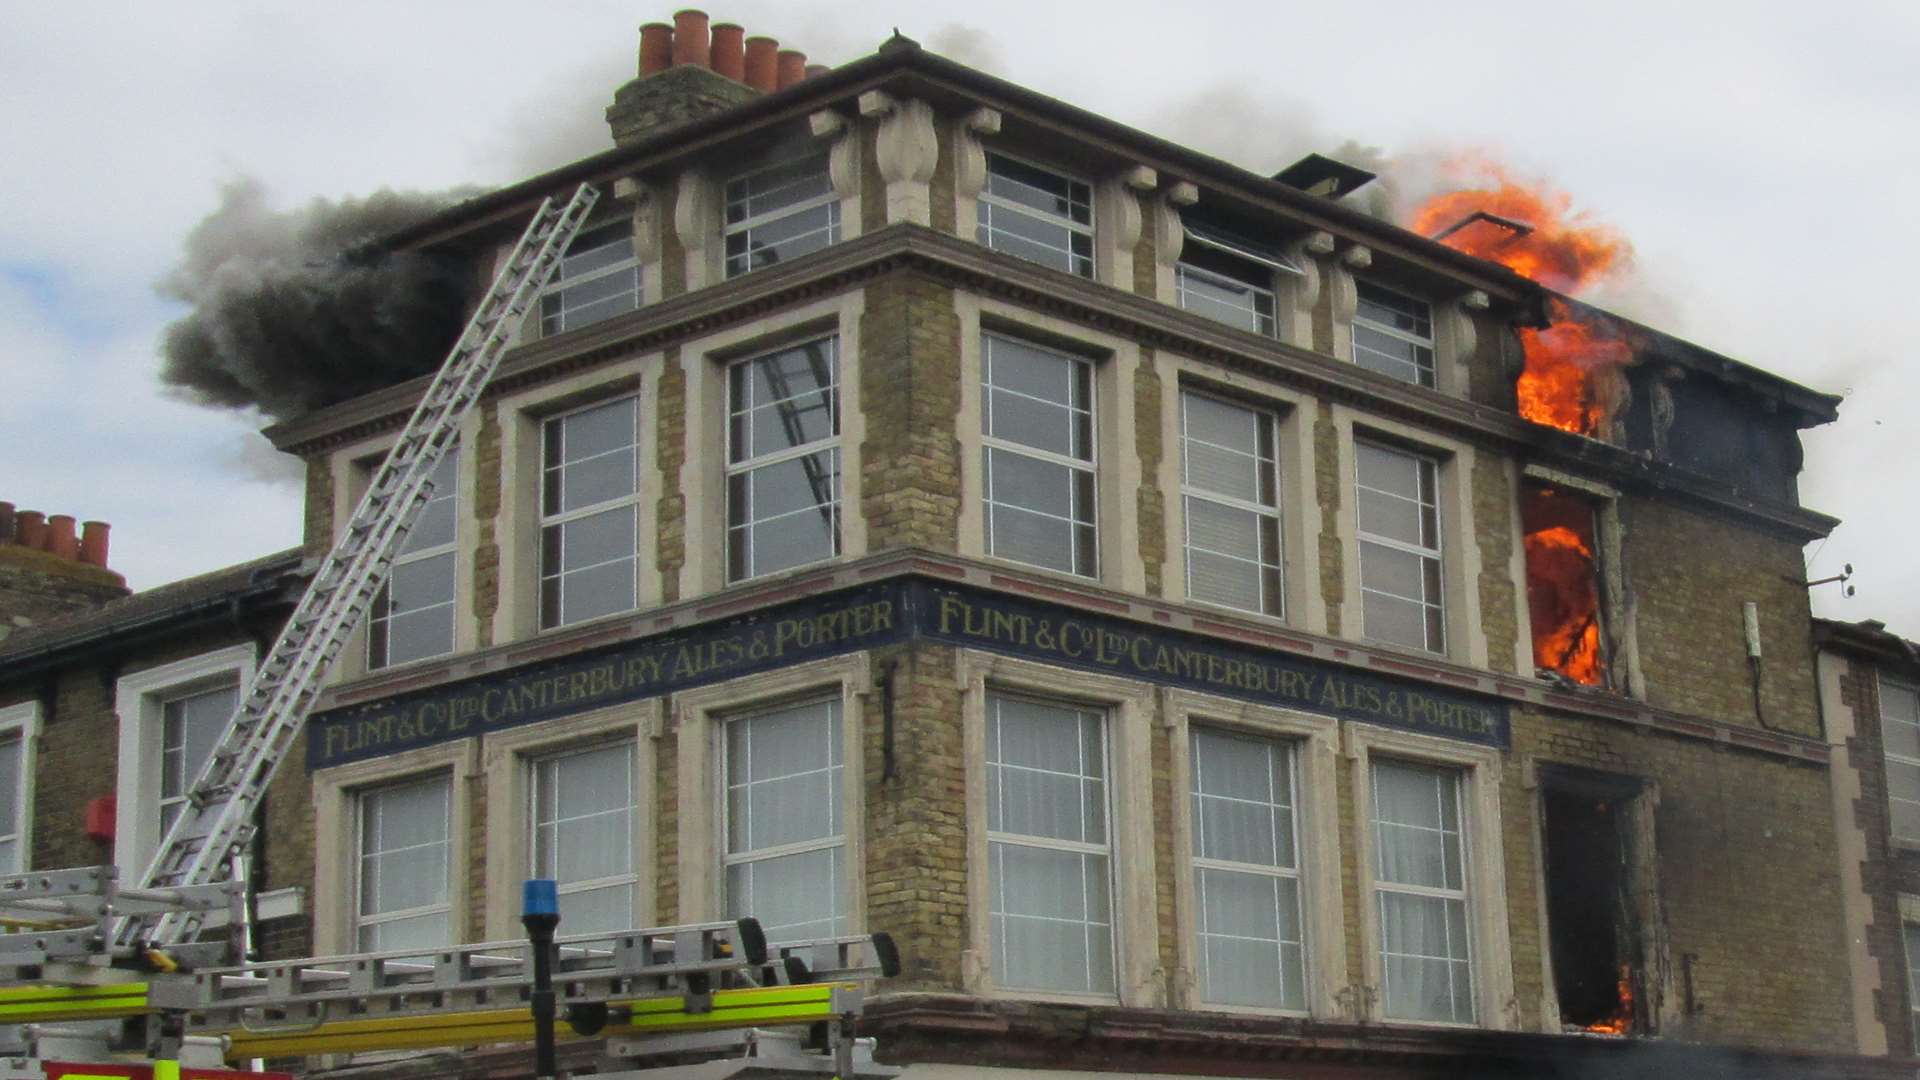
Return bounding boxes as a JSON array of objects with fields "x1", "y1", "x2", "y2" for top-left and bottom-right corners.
[
  {"x1": 1409, "y1": 157, "x2": 1635, "y2": 437},
  {"x1": 1583, "y1": 965, "x2": 1635, "y2": 1034},
  {"x1": 1521, "y1": 488, "x2": 1604, "y2": 686}
]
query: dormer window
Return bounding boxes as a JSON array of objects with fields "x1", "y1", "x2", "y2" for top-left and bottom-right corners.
[
  {"x1": 976, "y1": 153, "x2": 1093, "y2": 278},
  {"x1": 1176, "y1": 223, "x2": 1300, "y2": 338},
  {"x1": 1353, "y1": 283, "x2": 1435, "y2": 388},
  {"x1": 724, "y1": 152, "x2": 840, "y2": 278},
  {"x1": 540, "y1": 216, "x2": 641, "y2": 337}
]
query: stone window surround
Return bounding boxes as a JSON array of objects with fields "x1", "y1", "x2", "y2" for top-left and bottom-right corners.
[
  {"x1": 311, "y1": 739, "x2": 479, "y2": 955},
  {"x1": 1154, "y1": 358, "x2": 1324, "y2": 636},
  {"x1": 1344, "y1": 721, "x2": 1514, "y2": 1029},
  {"x1": 956, "y1": 649, "x2": 1160, "y2": 1007},
  {"x1": 954, "y1": 294, "x2": 1146, "y2": 596},
  {"x1": 494, "y1": 357, "x2": 657, "y2": 645},
  {"x1": 112, "y1": 644, "x2": 255, "y2": 878},
  {"x1": 671, "y1": 653, "x2": 871, "y2": 932},
  {"x1": 326, "y1": 429, "x2": 478, "y2": 682},
  {"x1": 0, "y1": 702, "x2": 42, "y2": 873},
  {"x1": 679, "y1": 293, "x2": 868, "y2": 600},
  {"x1": 1324, "y1": 251, "x2": 1484, "y2": 400},
  {"x1": 1163, "y1": 688, "x2": 1345, "y2": 1017},
  {"x1": 480, "y1": 699, "x2": 662, "y2": 940},
  {"x1": 1328, "y1": 404, "x2": 1491, "y2": 669}
]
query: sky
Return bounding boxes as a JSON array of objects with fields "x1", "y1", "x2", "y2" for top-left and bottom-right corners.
[{"x1": 1, "y1": 1, "x2": 1914, "y2": 635}]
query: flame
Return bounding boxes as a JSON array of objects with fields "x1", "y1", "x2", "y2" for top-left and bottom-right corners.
[
  {"x1": 1408, "y1": 156, "x2": 1635, "y2": 438},
  {"x1": 1521, "y1": 489, "x2": 1604, "y2": 686},
  {"x1": 1583, "y1": 965, "x2": 1635, "y2": 1034}
]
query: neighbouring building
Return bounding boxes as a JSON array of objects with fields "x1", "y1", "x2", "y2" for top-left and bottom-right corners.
[{"x1": 4, "y1": 12, "x2": 1908, "y2": 1078}]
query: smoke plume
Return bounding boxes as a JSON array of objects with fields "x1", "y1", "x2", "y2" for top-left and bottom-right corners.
[{"x1": 157, "y1": 179, "x2": 480, "y2": 421}]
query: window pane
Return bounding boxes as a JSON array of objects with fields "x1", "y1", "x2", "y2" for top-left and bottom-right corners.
[
  {"x1": 558, "y1": 882, "x2": 634, "y2": 936},
  {"x1": 0, "y1": 737, "x2": 19, "y2": 844},
  {"x1": 724, "y1": 701, "x2": 844, "y2": 942},
  {"x1": 727, "y1": 846, "x2": 845, "y2": 944},
  {"x1": 1195, "y1": 866, "x2": 1305, "y2": 1009},
  {"x1": 990, "y1": 843, "x2": 1113, "y2": 994},
  {"x1": 1885, "y1": 682, "x2": 1920, "y2": 759},
  {"x1": 1378, "y1": 892, "x2": 1473, "y2": 1023}
]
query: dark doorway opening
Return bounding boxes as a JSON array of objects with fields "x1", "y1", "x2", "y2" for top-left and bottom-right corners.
[{"x1": 1541, "y1": 768, "x2": 1645, "y2": 1033}]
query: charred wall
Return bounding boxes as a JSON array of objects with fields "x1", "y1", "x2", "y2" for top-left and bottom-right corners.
[{"x1": 1617, "y1": 357, "x2": 1807, "y2": 506}]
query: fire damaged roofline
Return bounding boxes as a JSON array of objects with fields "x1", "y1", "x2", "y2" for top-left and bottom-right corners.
[
  {"x1": 1814, "y1": 616, "x2": 1920, "y2": 674},
  {"x1": 0, "y1": 547, "x2": 307, "y2": 683},
  {"x1": 1557, "y1": 293, "x2": 1841, "y2": 427}
]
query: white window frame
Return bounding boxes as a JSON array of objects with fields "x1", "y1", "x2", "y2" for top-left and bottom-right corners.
[
  {"x1": 539, "y1": 394, "x2": 643, "y2": 630},
  {"x1": 721, "y1": 694, "x2": 849, "y2": 943},
  {"x1": 353, "y1": 771, "x2": 455, "y2": 953},
  {"x1": 1164, "y1": 689, "x2": 1343, "y2": 1017},
  {"x1": 367, "y1": 447, "x2": 461, "y2": 671},
  {"x1": 1355, "y1": 438, "x2": 1446, "y2": 655},
  {"x1": 1345, "y1": 722, "x2": 1512, "y2": 1029},
  {"x1": 113, "y1": 644, "x2": 255, "y2": 878},
  {"x1": 957, "y1": 651, "x2": 1159, "y2": 1006},
  {"x1": 0, "y1": 703, "x2": 42, "y2": 875},
  {"x1": 539, "y1": 212, "x2": 641, "y2": 337},
  {"x1": 481, "y1": 701, "x2": 660, "y2": 938},
  {"x1": 722, "y1": 152, "x2": 843, "y2": 279},
  {"x1": 1881, "y1": 674, "x2": 1920, "y2": 846},
  {"x1": 980, "y1": 332, "x2": 1100, "y2": 579},
  {"x1": 1179, "y1": 388, "x2": 1285, "y2": 620},
  {"x1": 312, "y1": 739, "x2": 477, "y2": 955},
  {"x1": 725, "y1": 336, "x2": 842, "y2": 582},
  {"x1": 672, "y1": 654, "x2": 869, "y2": 933},
  {"x1": 975, "y1": 151, "x2": 1095, "y2": 279},
  {"x1": 1352, "y1": 281, "x2": 1437, "y2": 389}
]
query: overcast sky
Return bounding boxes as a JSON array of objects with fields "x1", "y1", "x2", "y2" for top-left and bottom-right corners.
[{"x1": 2, "y1": 1, "x2": 1913, "y2": 635}]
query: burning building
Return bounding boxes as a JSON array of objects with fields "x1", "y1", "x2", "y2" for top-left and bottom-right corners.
[{"x1": 0, "y1": 12, "x2": 1906, "y2": 1080}]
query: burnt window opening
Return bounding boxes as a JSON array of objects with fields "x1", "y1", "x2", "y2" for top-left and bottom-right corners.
[
  {"x1": 1521, "y1": 483, "x2": 1607, "y2": 687},
  {"x1": 1539, "y1": 766, "x2": 1657, "y2": 1035}
]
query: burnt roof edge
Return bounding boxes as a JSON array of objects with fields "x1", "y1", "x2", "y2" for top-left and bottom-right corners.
[{"x1": 1814, "y1": 616, "x2": 1920, "y2": 672}]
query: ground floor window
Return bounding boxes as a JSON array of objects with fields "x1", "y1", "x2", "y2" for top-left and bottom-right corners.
[
  {"x1": 723, "y1": 698, "x2": 847, "y2": 943},
  {"x1": 355, "y1": 773, "x2": 452, "y2": 952},
  {"x1": 531, "y1": 740, "x2": 637, "y2": 935},
  {"x1": 1370, "y1": 758, "x2": 1474, "y2": 1023}
]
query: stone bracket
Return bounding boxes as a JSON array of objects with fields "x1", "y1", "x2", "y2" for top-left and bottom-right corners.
[{"x1": 858, "y1": 92, "x2": 939, "y2": 226}]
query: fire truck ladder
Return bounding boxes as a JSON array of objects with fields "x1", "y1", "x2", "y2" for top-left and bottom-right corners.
[{"x1": 116, "y1": 183, "x2": 601, "y2": 952}]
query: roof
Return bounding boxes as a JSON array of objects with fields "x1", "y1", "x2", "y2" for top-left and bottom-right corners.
[
  {"x1": 1814, "y1": 616, "x2": 1920, "y2": 671},
  {"x1": 0, "y1": 547, "x2": 307, "y2": 676}
]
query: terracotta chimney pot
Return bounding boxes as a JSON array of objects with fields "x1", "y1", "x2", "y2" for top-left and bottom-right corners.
[
  {"x1": 710, "y1": 23, "x2": 745, "y2": 81},
  {"x1": 672, "y1": 10, "x2": 711, "y2": 67},
  {"x1": 639, "y1": 22, "x2": 674, "y2": 75},
  {"x1": 80, "y1": 521, "x2": 111, "y2": 568},
  {"x1": 743, "y1": 36, "x2": 779, "y2": 92},
  {"x1": 14, "y1": 511, "x2": 44, "y2": 551},
  {"x1": 776, "y1": 49, "x2": 807, "y2": 90},
  {"x1": 45, "y1": 514, "x2": 77, "y2": 559}
]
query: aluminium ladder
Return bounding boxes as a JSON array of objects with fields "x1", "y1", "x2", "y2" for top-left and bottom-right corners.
[{"x1": 119, "y1": 183, "x2": 601, "y2": 950}]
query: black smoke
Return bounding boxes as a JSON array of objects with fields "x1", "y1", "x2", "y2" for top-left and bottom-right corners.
[{"x1": 157, "y1": 179, "x2": 481, "y2": 421}]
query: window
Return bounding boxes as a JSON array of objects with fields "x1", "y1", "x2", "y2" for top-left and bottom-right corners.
[
  {"x1": 159, "y1": 683, "x2": 238, "y2": 838},
  {"x1": 1189, "y1": 727, "x2": 1305, "y2": 1010},
  {"x1": 1353, "y1": 283, "x2": 1435, "y2": 388},
  {"x1": 1882, "y1": 679, "x2": 1920, "y2": 843},
  {"x1": 369, "y1": 449, "x2": 459, "y2": 669},
  {"x1": 531, "y1": 741, "x2": 638, "y2": 935},
  {"x1": 0, "y1": 705, "x2": 33, "y2": 875},
  {"x1": 540, "y1": 397, "x2": 639, "y2": 629},
  {"x1": 1181, "y1": 391, "x2": 1282, "y2": 617},
  {"x1": 355, "y1": 773, "x2": 453, "y2": 952},
  {"x1": 724, "y1": 153, "x2": 841, "y2": 278},
  {"x1": 1905, "y1": 920, "x2": 1920, "y2": 1054},
  {"x1": 1176, "y1": 223, "x2": 1297, "y2": 338},
  {"x1": 981, "y1": 334, "x2": 1097, "y2": 577},
  {"x1": 723, "y1": 699, "x2": 846, "y2": 944},
  {"x1": 985, "y1": 692, "x2": 1114, "y2": 996},
  {"x1": 727, "y1": 338, "x2": 841, "y2": 581},
  {"x1": 1520, "y1": 483, "x2": 1607, "y2": 687},
  {"x1": 1356, "y1": 441, "x2": 1444, "y2": 653},
  {"x1": 114, "y1": 646, "x2": 253, "y2": 877},
  {"x1": 540, "y1": 215, "x2": 641, "y2": 336},
  {"x1": 976, "y1": 153, "x2": 1093, "y2": 278},
  {"x1": 1370, "y1": 759, "x2": 1473, "y2": 1024}
]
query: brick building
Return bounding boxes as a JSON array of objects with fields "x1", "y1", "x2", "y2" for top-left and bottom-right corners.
[{"x1": 0, "y1": 13, "x2": 1905, "y2": 1078}]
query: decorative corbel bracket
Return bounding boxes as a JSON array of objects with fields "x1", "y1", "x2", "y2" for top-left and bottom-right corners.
[
  {"x1": 953, "y1": 107, "x2": 1003, "y2": 199},
  {"x1": 673, "y1": 168, "x2": 710, "y2": 289},
  {"x1": 1152, "y1": 181, "x2": 1197, "y2": 269},
  {"x1": 857, "y1": 92, "x2": 939, "y2": 226},
  {"x1": 808, "y1": 109, "x2": 862, "y2": 202}
]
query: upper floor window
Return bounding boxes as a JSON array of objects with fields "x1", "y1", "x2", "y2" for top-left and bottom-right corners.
[
  {"x1": 724, "y1": 698, "x2": 846, "y2": 944},
  {"x1": 1190, "y1": 726, "x2": 1305, "y2": 1010},
  {"x1": 1176, "y1": 224, "x2": 1297, "y2": 338},
  {"x1": 1356, "y1": 441, "x2": 1444, "y2": 654},
  {"x1": 540, "y1": 397, "x2": 640, "y2": 629},
  {"x1": 540, "y1": 216, "x2": 640, "y2": 337},
  {"x1": 1181, "y1": 391, "x2": 1282, "y2": 618},
  {"x1": 0, "y1": 732, "x2": 23, "y2": 874},
  {"x1": 160, "y1": 683, "x2": 238, "y2": 838},
  {"x1": 976, "y1": 153, "x2": 1093, "y2": 278},
  {"x1": 1371, "y1": 759, "x2": 1474, "y2": 1024},
  {"x1": 724, "y1": 153, "x2": 840, "y2": 278},
  {"x1": 982, "y1": 334, "x2": 1097, "y2": 577},
  {"x1": 986, "y1": 691, "x2": 1114, "y2": 996},
  {"x1": 355, "y1": 772, "x2": 452, "y2": 952},
  {"x1": 531, "y1": 741, "x2": 638, "y2": 935},
  {"x1": 1353, "y1": 283, "x2": 1435, "y2": 388},
  {"x1": 1883, "y1": 679, "x2": 1920, "y2": 843},
  {"x1": 1905, "y1": 917, "x2": 1920, "y2": 1053},
  {"x1": 727, "y1": 338, "x2": 841, "y2": 581},
  {"x1": 369, "y1": 450, "x2": 459, "y2": 669}
]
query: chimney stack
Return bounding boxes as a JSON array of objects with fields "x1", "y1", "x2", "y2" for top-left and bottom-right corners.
[
  {"x1": 0, "y1": 500, "x2": 128, "y2": 630},
  {"x1": 606, "y1": 12, "x2": 827, "y2": 147}
]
